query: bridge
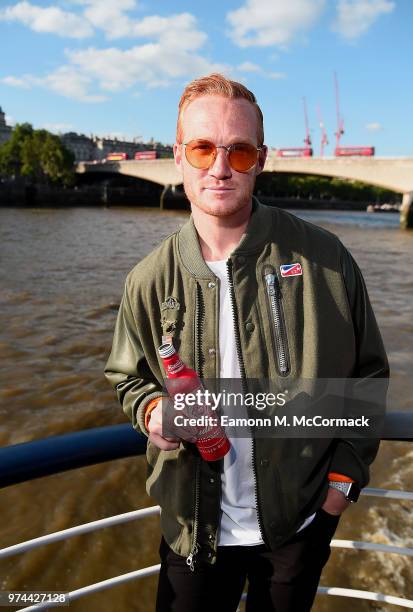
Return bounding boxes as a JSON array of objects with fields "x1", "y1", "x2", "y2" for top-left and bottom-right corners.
[{"x1": 76, "y1": 156, "x2": 413, "y2": 228}]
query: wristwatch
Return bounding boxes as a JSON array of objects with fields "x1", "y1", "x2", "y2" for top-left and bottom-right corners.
[{"x1": 328, "y1": 481, "x2": 361, "y2": 503}]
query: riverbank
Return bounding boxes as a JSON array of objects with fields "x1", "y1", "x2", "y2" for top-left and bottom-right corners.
[{"x1": 0, "y1": 182, "x2": 389, "y2": 212}]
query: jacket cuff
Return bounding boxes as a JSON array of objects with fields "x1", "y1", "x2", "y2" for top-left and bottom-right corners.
[
  {"x1": 328, "y1": 472, "x2": 355, "y2": 483},
  {"x1": 136, "y1": 391, "x2": 169, "y2": 437},
  {"x1": 329, "y1": 440, "x2": 371, "y2": 487}
]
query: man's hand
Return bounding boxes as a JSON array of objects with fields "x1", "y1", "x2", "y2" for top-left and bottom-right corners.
[
  {"x1": 321, "y1": 486, "x2": 351, "y2": 516},
  {"x1": 147, "y1": 398, "x2": 197, "y2": 451}
]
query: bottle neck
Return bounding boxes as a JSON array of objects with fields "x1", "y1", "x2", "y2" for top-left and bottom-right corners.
[{"x1": 158, "y1": 343, "x2": 176, "y2": 359}]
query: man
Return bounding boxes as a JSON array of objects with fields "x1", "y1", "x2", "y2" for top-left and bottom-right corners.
[{"x1": 105, "y1": 74, "x2": 389, "y2": 611}]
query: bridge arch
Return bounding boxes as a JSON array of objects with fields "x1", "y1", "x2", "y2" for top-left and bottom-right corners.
[{"x1": 77, "y1": 157, "x2": 413, "y2": 227}]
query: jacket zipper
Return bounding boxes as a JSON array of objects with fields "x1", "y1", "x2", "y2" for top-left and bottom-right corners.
[
  {"x1": 186, "y1": 282, "x2": 204, "y2": 571},
  {"x1": 226, "y1": 259, "x2": 268, "y2": 546},
  {"x1": 194, "y1": 281, "x2": 205, "y2": 377},
  {"x1": 186, "y1": 456, "x2": 201, "y2": 571},
  {"x1": 264, "y1": 266, "x2": 290, "y2": 376}
]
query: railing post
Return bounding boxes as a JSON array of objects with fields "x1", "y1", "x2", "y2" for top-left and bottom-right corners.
[{"x1": 400, "y1": 191, "x2": 413, "y2": 229}]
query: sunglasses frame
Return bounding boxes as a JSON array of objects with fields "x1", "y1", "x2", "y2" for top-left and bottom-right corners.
[{"x1": 182, "y1": 140, "x2": 263, "y2": 173}]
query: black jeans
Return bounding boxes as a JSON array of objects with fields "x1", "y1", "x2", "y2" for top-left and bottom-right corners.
[{"x1": 155, "y1": 509, "x2": 340, "y2": 612}]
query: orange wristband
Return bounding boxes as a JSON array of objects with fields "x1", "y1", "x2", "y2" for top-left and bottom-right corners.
[
  {"x1": 328, "y1": 472, "x2": 355, "y2": 483},
  {"x1": 144, "y1": 397, "x2": 162, "y2": 432}
]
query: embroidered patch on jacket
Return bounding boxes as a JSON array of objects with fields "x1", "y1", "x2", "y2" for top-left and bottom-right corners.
[
  {"x1": 161, "y1": 296, "x2": 180, "y2": 311},
  {"x1": 161, "y1": 296, "x2": 182, "y2": 336},
  {"x1": 280, "y1": 263, "x2": 303, "y2": 277}
]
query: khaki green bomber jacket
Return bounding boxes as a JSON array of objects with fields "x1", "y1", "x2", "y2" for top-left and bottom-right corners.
[{"x1": 104, "y1": 200, "x2": 389, "y2": 565}]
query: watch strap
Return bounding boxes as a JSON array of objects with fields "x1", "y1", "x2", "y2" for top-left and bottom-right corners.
[
  {"x1": 329, "y1": 481, "x2": 350, "y2": 495},
  {"x1": 329, "y1": 480, "x2": 360, "y2": 502}
]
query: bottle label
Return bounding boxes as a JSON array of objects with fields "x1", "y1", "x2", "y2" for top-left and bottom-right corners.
[{"x1": 166, "y1": 359, "x2": 185, "y2": 375}]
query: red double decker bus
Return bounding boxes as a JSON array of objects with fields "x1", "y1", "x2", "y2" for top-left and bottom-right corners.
[
  {"x1": 334, "y1": 146, "x2": 375, "y2": 157},
  {"x1": 134, "y1": 151, "x2": 158, "y2": 160},
  {"x1": 274, "y1": 147, "x2": 313, "y2": 158},
  {"x1": 106, "y1": 152, "x2": 129, "y2": 161}
]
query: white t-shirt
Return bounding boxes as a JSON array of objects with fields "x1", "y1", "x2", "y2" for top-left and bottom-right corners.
[{"x1": 205, "y1": 259, "x2": 315, "y2": 547}]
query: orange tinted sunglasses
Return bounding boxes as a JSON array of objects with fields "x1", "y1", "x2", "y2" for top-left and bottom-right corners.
[{"x1": 183, "y1": 139, "x2": 263, "y2": 173}]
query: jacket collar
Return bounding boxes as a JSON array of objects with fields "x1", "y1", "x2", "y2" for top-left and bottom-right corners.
[{"x1": 178, "y1": 197, "x2": 276, "y2": 278}]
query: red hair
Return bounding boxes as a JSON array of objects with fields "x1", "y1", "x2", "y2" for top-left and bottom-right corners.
[{"x1": 176, "y1": 73, "x2": 264, "y2": 145}]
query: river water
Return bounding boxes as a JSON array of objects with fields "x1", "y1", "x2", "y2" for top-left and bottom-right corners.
[{"x1": 0, "y1": 206, "x2": 411, "y2": 611}]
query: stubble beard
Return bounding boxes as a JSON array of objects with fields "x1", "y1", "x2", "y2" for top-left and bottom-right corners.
[{"x1": 183, "y1": 180, "x2": 254, "y2": 218}]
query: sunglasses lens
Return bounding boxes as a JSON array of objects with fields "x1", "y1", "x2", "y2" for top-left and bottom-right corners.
[
  {"x1": 184, "y1": 140, "x2": 259, "y2": 172},
  {"x1": 228, "y1": 143, "x2": 258, "y2": 172},
  {"x1": 185, "y1": 140, "x2": 216, "y2": 169}
]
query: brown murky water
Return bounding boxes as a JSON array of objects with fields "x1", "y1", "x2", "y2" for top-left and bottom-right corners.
[{"x1": 0, "y1": 206, "x2": 411, "y2": 611}]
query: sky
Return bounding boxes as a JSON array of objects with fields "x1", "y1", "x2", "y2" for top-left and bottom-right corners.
[{"x1": 1, "y1": 0, "x2": 412, "y2": 156}]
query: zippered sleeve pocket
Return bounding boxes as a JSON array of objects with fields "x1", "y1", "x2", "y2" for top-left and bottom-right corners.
[{"x1": 263, "y1": 265, "x2": 291, "y2": 376}]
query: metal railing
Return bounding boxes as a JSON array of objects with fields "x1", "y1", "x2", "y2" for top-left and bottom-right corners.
[{"x1": 0, "y1": 411, "x2": 412, "y2": 610}]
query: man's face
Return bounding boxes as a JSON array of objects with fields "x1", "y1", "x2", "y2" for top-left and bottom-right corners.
[{"x1": 174, "y1": 95, "x2": 267, "y2": 218}]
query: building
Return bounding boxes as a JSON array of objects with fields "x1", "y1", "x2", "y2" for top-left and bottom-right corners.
[
  {"x1": 60, "y1": 132, "x2": 95, "y2": 162},
  {"x1": 0, "y1": 106, "x2": 12, "y2": 146},
  {"x1": 93, "y1": 137, "x2": 173, "y2": 160},
  {"x1": 93, "y1": 137, "x2": 141, "y2": 160},
  {"x1": 60, "y1": 133, "x2": 173, "y2": 162},
  {"x1": 0, "y1": 105, "x2": 173, "y2": 161}
]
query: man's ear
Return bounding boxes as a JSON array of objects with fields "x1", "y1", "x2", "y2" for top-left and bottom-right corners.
[
  {"x1": 256, "y1": 145, "x2": 268, "y2": 175},
  {"x1": 173, "y1": 143, "x2": 183, "y2": 176}
]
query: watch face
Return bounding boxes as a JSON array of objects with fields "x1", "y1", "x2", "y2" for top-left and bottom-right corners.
[{"x1": 347, "y1": 483, "x2": 361, "y2": 502}]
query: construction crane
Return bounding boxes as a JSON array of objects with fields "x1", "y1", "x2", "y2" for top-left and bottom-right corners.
[
  {"x1": 303, "y1": 96, "x2": 311, "y2": 150},
  {"x1": 316, "y1": 105, "x2": 328, "y2": 157},
  {"x1": 334, "y1": 72, "x2": 375, "y2": 157},
  {"x1": 274, "y1": 97, "x2": 313, "y2": 157}
]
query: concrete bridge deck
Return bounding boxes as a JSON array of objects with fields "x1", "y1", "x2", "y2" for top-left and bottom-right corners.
[{"x1": 77, "y1": 156, "x2": 413, "y2": 228}]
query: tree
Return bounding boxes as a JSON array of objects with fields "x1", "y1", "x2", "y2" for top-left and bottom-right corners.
[
  {"x1": 255, "y1": 172, "x2": 398, "y2": 204},
  {"x1": 0, "y1": 123, "x2": 33, "y2": 179},
  {"x1": 0, "y1": 124, "x2": 75, "y2": 186}
]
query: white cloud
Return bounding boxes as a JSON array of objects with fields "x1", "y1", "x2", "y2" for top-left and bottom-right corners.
[
  {"x1": 1, "y1": 75, "x2": 30, "y2": 88},
  {"x1": 67, "y1": 43, "x2": 229, "y2": 92},
  {"x1": 39, "y1": 66, "x2": 108, "y2": 102},
  {"x1": 0, "y1": 1, "x2": 93, "y2": 38},
  {"x1": 133, "y1": 14, "x2": 207, "y2": 49},
  {"x1": 0, "y1": 4, "x2": 230, "y2": 101},
  {"x1": 227, "y1": 0, "x2": 326, "y2": 48},
  {"x1": 333, "y1": 0, "x2": 395, "y2": 40},
  {"x1": 76, "y1": 0, "x2": 207, "y2": 47},
  {"x1": 366, "y1": 122, "x2": 382, "y2": 131},
  {"x1": 80, "y1": 0, "x2": 138, "y2": 39},
  {"x1": 3, "y1": 67, "x2": 107, "y2": 102},
  {"x1": 5, "y1": 115, "x2": 15, "y2": 125},
  {"x1": 0, "y1": 0, "x2": 207, "y2": 45},
  {"x1": 237, "y1": 61, "x2": 262, "y2": 73},
  {"x1": 237, "y1": 62, "x2": 287, "y2": 80},
  {"x1": 1, "y1": 9, "x2": 227, "y2": 102}
]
